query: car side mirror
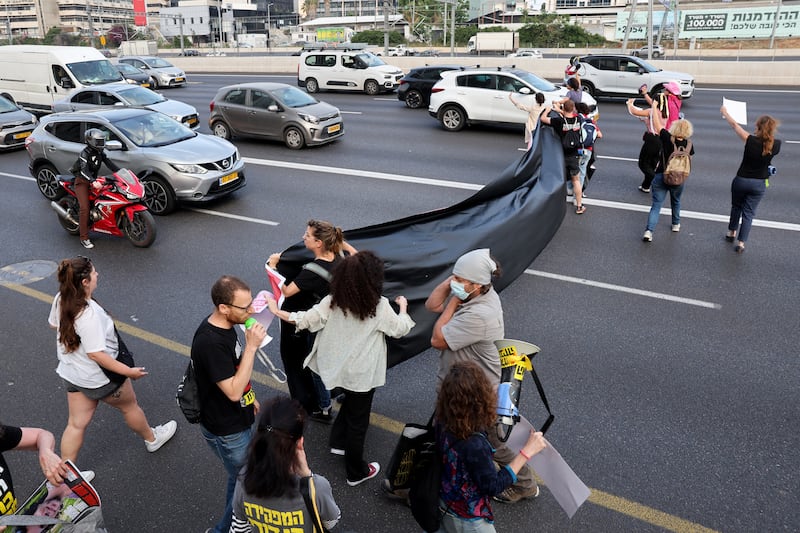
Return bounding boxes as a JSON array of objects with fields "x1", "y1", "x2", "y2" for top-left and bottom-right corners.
[
  {"x1": 267, "y1": 104, "x2": 279, "y2": 112},
  {"x1": 638, "y1": 68, "x2": 645, "y2": 74},
  {"x1": 60, "y1": 77, "x2": 74, "y2": 89},
  {"x1": 106, "y1": 140, "x2": 123, "y2": 151},
  {"x1": 519, "y1": 87, "x2": 531, "y2": 95}
]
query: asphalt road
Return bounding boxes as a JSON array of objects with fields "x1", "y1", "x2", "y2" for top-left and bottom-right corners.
[{"x1": 1, "y1": 78, "x2": 798, "y2": 533}]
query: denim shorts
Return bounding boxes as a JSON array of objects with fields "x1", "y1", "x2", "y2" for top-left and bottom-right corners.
[{"x1": 65, "y1": 378, "x2": 122, "y2": 400}]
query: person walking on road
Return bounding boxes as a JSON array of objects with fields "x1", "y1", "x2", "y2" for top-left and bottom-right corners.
[
  {"x1": 720, "y1": 107, "x2": 781, "y2": 254},
  {"x1": 191, "y1": 275, "x2": 267, "y2": 533},
  {"x1": 540, "y1": 100, "x2": 587, "y2": 214},
  {"x1": 48, "y1": 256, "x2": 177, "y2": 463}
]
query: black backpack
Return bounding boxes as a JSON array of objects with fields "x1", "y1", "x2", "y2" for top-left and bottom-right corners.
[
  {"x1": 176, "y1": 359, "x2": 200, "y2": 424},
  {"x1": 561, "y1": 116, "x2": 582, "y2": 151}
]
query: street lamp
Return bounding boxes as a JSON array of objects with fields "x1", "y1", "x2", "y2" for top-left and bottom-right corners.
[
  {"x1": 217, "y1": 0, "x2": 223, "y2": 47},
  {"x1": 266, "y1": 2, "x2": 273, "y2": 50}
]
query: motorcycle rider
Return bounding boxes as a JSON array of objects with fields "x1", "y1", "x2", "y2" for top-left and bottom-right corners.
[{"x1": 69, "y1": 128, "x2": 120, "y2": 249}]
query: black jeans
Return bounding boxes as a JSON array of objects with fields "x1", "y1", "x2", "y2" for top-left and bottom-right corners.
[
  {"x1": 278, "y1": 321, "x2": 318, "y2": 414},
  {"x1": 330, "y1": 388, "x2": 375, "y2": 481},
  {"x1": 638, "y1": 132, "x2": 662, "y2": 189}
]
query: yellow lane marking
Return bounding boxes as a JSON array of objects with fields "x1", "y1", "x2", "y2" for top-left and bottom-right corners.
[{"x1": 2, "y1": 281, "x2": 719, "y2": 533}]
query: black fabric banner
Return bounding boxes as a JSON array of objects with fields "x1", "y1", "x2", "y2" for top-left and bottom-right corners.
[{"x1": 274, "y1": 124, "x2": 566, "y2": 367}]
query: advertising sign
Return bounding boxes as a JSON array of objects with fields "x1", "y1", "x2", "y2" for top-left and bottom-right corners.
[{"x1": 134, "y1": 0, "x2": 147, "y2": 27}]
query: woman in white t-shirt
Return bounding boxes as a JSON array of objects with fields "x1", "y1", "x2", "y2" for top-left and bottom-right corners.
[{"x1": 49, "y1": 256, "x2": 176, "y2": 461}]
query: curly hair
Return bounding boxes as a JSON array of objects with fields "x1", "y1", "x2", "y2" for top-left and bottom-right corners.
[
  {"x1": 56, "y1": 256, "x2": 94, "y2": 352},
  {"x1": 436, "y1": 361, "x2": 496, "y2": 441},
  {"x1": 308, "y1": 219, "x2": 345, "y2": 255},
  {"x1": 243, "y1": 396, "x2": 307, "y2": 498},
  {"x1": 329, "y1": 251, "x2": 383, "y2": 320},
  {"x1": 669, "y1": 118, "x2": 693, "y2": 140},
  {"x1": 755, "y1": 115, "x2": 779, "y2": 156}
]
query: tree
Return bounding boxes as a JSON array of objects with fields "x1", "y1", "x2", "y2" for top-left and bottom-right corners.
[{"x1": 351, "y1": 29, "x2": 404, "y2": 45}]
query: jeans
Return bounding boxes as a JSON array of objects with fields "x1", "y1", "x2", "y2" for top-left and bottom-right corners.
[
  {"x1": 201, "y1": 425, "x2": 253, "y2": 533},
  {"x1": 311, "y1": 370, "x2": 331, "y2": 411},
  {"x1": 646, "y1": 173, "x2": 684, "y2": 231},
  {"x1": 578, "y1": 149, "x2": 592, "y2": 189},
  {"x1": 436, "y1": 510, "x2": 496, "y2": 533},
  {"x1": 728, "y1": 176, "x2": 766, "y2": 243}
]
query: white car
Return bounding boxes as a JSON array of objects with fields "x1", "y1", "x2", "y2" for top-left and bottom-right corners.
[
  {"x1": 297, "y1": 50, "x2": 403, "y2": 95},
  {"x1": 574, "y1": 54, "x2": 694, "y2": 98},
  {"x1": 509, "y1": 49, "x2": 543, "y2": 59},
  {"x1": 428, "y1": 67, "x2": 598, "y2": 132}
]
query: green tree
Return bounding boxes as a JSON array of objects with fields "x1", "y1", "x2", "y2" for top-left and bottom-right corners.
[{"x1": 351, "y1": 29, "x2": 404, "y2": 46}]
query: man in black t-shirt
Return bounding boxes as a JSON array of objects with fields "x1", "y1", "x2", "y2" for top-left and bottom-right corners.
[
  {"x1": 190, "y1": 276, "x2": 267, "y2": 533},
  {"x1": 540, "y1": 99, "x2": 587, "y2": 215}
]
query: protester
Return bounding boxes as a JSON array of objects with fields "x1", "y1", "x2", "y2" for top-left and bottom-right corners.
[
  {"x1": 641, "y1": 81, "x2": 682, "y2": 130},
  {"x1": 267, "y1": 251, "x2": 415, "y2": 487},
  {"x1": 229, "y1": 396, "x2": 340, "y2": 533},
  {"x1": 508, "y1": 91, "x2": 546, "y2": 150},
  {"x1": 627, "y1": 97, "x2": 662, "y2": 193},
  {"x1": 267, "y1": 220, "x2": 357, "y2": 423},
  {"x1": 436, "y1": 361, "x2": 547, "y2": 532},
  {"x1": 191, "y1": 275, "x2": 267, "y2": 533},
  {"x1": 540, "y1": 100, "x2": 587, "y2": 214},
  {"x1": 642, "y1": 105, "x2": 695, "y2": 242},
  {"x1": 0, "y1": 424, "x2": 68, "y2": 516},
  {"x1": 576, "y1": 101, "x2": 602, "y2": 194},
  {"x1": 720, "y1": 107, "x2": 781, "y2": 253},
  {"x1": 48, "y1": 256, "x2": 176, "y2": 462},
  {"x1": 424, "y1": 249, "x2": 537, "y2": 503}
]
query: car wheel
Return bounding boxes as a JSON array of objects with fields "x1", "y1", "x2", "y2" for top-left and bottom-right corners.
[
  {"x1": 364, "y1": 79, "x2": 380, "y2": 96},
  {"x1": 440, "y1": 105, "x2": 465, "y2": 132},
  {"x1": 141, "y1": 174, "x2": 176, "y2": 215},
  {"x1": 404, "y1": 89, "x2": 424, "y2": 109},
  {"x1": 36, "y1": 163, "x2": 65, "y2": 200},
  {"x1": 653, "y1": 52, "x2": 662, "y2": 58},
  {"x1": 305, "y1": 78, "x2": 319, "y2": 93},
  {"x1": 212, "y1": 120, "x2": 231, "y2": 140},
  {"x1": 56, "y1": 196, "x2": 80, "y2": 235},
  {"x1": 284, "y1": 126, "x2": 305, "y2": 150},
  {"x1": 149, "y1": 77, "x2": 159, "y2": 89},
  {"x1": 581, "y1": 82, "x2": 596, "y2": 97}
]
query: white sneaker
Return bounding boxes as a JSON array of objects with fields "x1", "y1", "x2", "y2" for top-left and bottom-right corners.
[
  {"x1": 145, "y1": 421, "x2": 177, "y2": 452},
  {"x1": 80, "y1": 470, "x2": 95, "y2": 482},
  {"x1": 672, "y1": 224, "x2": 681, "y2": 232},
  {"x1": 642, "y1": 230, "x2": 653, "y2": 242},
  {"x1": 80, "y1": 239, "x2": 94, "y2": 249},
  {"x1": 347, "y1": 462, "x2": 380, "y2": 487}
]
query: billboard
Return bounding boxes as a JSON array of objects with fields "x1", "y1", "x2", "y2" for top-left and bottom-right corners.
[
  {"x1": 134, "y1": 0, "x2": 147, "y2": 27},
  {"x1": 616, "y1": 5, "x2": 799, "y2": 40}
]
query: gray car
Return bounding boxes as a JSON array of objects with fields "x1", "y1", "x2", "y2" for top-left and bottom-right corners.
[
  {"x1": 209, "y1": 82, "x2": 344, "y2": 149},
  {"x1": 52, "y1": 83, "x2": 199, "y2": 129},
  {"x1": 0, "y1": 94, "x2": 37, "y2": 150},
  {"x1": 117, "y1": 56, "x2": 187, "y2": 89},
  {"x1": 25, "y1": 108, "x2": 245, "y2": 215}
]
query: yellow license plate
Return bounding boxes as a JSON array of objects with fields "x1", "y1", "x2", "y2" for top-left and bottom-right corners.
[
  {"x1": 13, "y1": 131, "x2": 31, "y2": 140},
  {"x1": 327, "y1": 124, "x2": 341, "y2": 134},
  {"x1": 187, "y1": 117, "x2": 198, "y2": 126},
  {"x1": 175, "y1": 77, "x2": 185, "y2": 83},
  {"x1": 141, "y1": 83, "x2": 150, "y2": 88},
  {"x1": 219, "y1": 172, "x2": 239, "y2": 185}
]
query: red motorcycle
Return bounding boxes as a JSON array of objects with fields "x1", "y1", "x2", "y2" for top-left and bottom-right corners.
[{"x1": 51, "y1": 168, "x2": 157, "y2": 248}]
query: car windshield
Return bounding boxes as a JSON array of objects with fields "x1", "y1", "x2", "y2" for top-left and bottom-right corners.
[
  {"x1": 144, "y1": 58, "x2": 175, "y2": 68},
  {"x1": 116, "y1": 63, "x2": 141, "y2": 75},
  {"x1": 117, "y1": 87, "x2": 165, "y2": 105},
  {"x1": 0, "y1": 96, "x2": 18, "y2": 113},
  {"x1": 66, "y1": 60, "x2": 123, "y2": 85},
  {"x1": 113, "y1": 112, "x2": 194, "y2": 147},
  {"x1": 273, "y1": 86, "x2": 318, "y2": 108},
  {"x1": 633, "y1": 58, "x2": 660, "y2": 73},
  {"x1": 512, "y1": 70, "x2": 557, "y2": 92},
  {"x1": 355, "y1": 52, "x2": 385, "y2": 67}
]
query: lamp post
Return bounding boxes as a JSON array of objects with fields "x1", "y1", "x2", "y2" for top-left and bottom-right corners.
[
  {"x1": 266, "y1": 2, "x2": 273, "y2": 50},
  {"x1": 217, "y1": 0, "x2": 223, "y2": 47}
]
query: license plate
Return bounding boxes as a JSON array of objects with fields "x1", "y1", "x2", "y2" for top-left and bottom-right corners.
[
  {"x1": 141, "y1": 83, "x2": 150, "y2": 88},
  {"x1": 219, "y1": 172, "x2": 239, "y2": 185},
  {"x1": 13, "y1": 131, "x2": 31, "y2": 140},
  {"x1": 327, "y1": 124, "x2": 341, "y2": 134},
  {"x1": 175, "y1": 77, "x2": 185, "y2": 83},
  {"x1": 187, "y1": 117, "x2": 198, "y2": 126}
]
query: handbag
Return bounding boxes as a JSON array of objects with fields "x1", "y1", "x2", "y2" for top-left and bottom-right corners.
[
  {"x1": 176, "y1": 359, "x2": 201, "y2": 424},
  {"x1": 100, "y1": 327, "x2": 135, "y2": 384},
  {"x1": 385, "y1": 421, "x2": 434, "y2": 492}
]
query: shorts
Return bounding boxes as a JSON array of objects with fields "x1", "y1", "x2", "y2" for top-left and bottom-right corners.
[
  {"x1": 565, "y1": 153, "x2": 581, "y2": 179},
  {"x1": 65, "y1": 378, "x2": 123, "y2": 400}
]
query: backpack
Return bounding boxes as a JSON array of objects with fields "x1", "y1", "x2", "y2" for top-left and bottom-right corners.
[
  {"x1": 301, "y1": 261, "x2": 333, "y2": 304},
  {"x1": 176, "y1": 359, "x2": 201, "y2": 424},
  {"x1": 561, "y1": 116, "x2": 582, "y2": 151},
  {"x1": 408, "y1": 423, "x2": 443, "y2": 532},
  {"x1": 663, "y1": 137, "x2": 692, "y2": 186},
  {"x1": 580, "y1": 118, "x2": 597, "y2": 150}
]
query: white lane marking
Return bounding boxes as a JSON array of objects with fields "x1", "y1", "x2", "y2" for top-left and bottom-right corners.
[
  {"x1": 525, "y1": 269, "x2": 722, "y2": 310},
  {"x1": 186, "y1": 208, "x2": 279, "y2": 225},
  {"x1": 340, "y1": 111, "x2": 363, "y2": 114}
]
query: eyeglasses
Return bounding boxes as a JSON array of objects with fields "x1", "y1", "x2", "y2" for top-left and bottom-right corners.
[{"x1": 226, "y1": 300, "x2": 253, "y2": 311}]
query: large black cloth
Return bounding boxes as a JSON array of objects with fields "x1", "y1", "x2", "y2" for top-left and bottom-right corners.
[{"x1": 275, "y1": 124, "x2": 566, "y2": 367}]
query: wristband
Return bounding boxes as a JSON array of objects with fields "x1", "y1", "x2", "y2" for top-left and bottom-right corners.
[{"x1": 519, "y1": 449, "x2": 531, "y2": 461}]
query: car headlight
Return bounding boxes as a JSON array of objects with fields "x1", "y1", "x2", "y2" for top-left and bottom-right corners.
[
  {"x1": 170, "y1": 163, "x2": 207, "y2": 174},
  {"x1": 297, "y1": 112, "x2": 320, "y2": 124},
  {"x1": 125, "y1": 79, "x2": 137, "y2": 84}
]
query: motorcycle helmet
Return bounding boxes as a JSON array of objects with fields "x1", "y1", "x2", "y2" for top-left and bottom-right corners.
[{"x1": 85, "y1": 128, "x2": 106, "y2": 151}]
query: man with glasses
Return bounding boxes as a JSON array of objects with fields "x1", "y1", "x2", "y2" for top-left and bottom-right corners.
[{"x1": 191, "y1": 275, "x2": 266, "y2": 533}]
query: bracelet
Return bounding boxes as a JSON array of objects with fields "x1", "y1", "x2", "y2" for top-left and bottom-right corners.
[{"x1": 519, "y1": 449, "x2": 531, "y2": 461}]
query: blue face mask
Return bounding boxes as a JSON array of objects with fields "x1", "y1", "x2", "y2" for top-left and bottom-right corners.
[{"x1": 450, "y1": 280, "x2": 473, "y2": 301}]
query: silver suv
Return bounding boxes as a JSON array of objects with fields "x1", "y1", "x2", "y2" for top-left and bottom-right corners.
[
  {"x1": 117, "y1": 56, "x2": 187, "y2": 89},
  {"x1": 631, "y1": 44, "x2": 664, "y2": 59},
  {"x1": 574, "y1": 54, "x2": 694, "y2": 98},
  {"x1": 26, "y1": 108, "x2": 245, "y2": 215}
]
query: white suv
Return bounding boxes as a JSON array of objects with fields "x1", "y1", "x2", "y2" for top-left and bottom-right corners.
[
  {"x1": 574, "y1": 54, "x2": 694, "y2": 98},
  {"x1": 297, "y1": 50, "x2": 403, "y2": 95},
  {"x1": 631, "y1": 44, "x2": 664, "y2": 58},
  {"x1": 428, "y1": 67, "x2": 598, "y2": 132}
]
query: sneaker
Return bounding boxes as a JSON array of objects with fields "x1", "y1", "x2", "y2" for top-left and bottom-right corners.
[
  {"x1": 80, "y1": 470, "x2": 95, "y2": 483},
  {"x1": 347, "y1": 462, "x2": 380, "y2": 487},
  {"x1": 671, "y1": 224, "x2": 681, "y2": 232},
  {"x1": 566, "y1": 194, "x2": 574, "y2": 203},
  {"x1": 642, "y1": 230, "x2": 653, "y2": 242},
  {"x1": 145, "y1": 420, "x2": 177, "y2": 452},
  {"x1": 493, "y1": 484, "x2": 540, "y2": 504},
  {"x1": 638, "y1": 186, "x2": 651, "y2": 193},
  {"x1": 330, "y1": 447, "x2": 345, "y2": 456},
  {"x1": 80, "y1": 239, "x2": 94, "y2": 249},
  {"x1": 310, "y1": 409, "x2": 333, "y2": 425}
]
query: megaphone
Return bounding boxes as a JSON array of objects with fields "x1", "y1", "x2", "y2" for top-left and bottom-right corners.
[{"x1": 494, "y1": 339, "x2": 540, "y2": 442}]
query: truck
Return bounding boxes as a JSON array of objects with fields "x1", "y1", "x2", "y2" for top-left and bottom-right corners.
[
  {"x1": 119, "y1": 40, "x2": 158, "y2": 57},
  {"x1": 467, "y1": 32, "x2": 519, "y2": 55},
  {"x1": 315, "y1": 27, "x2": 354, "y2": 43}
]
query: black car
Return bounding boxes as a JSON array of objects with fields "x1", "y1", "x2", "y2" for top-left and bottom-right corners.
[{"x1": 397, "y1": 65, "x2": 462, "y2": 109}]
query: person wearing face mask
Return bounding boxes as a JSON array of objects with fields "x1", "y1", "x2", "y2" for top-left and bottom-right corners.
[{"x1": 424, "y1": 248, "x2": 538, "y2": 505}]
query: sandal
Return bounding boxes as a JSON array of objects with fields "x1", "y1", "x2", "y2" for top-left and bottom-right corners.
[
  {"x1": 734, "y1": 242, "x2": 745, "y2": 254},
  {"x1": 725, "y1": 231, "x2": 736, "y2": 242},
  {"x1": 575, "y1": 205, "x2": 586, "y2": 214}
]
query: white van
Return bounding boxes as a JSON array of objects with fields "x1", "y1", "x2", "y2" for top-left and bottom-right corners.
[
  {"x1": 0, "y1": 45, "x2": 123, "y2": 113},
  {"x1": 297, "y1": 50, "x2": 403, "y2": 95}
]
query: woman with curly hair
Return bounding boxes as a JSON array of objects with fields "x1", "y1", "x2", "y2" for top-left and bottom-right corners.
[
  {"x1": 229, "y1": 396, "x2": 340, "y2": 533},
  {"x1": 48, "y1": 256, "x2": 176, "y2": 461},
  {"x1": 720, "y1": 108, "x2": 782, "y2": 253},
  {"x1": 436, "y1": 361, "x2": 546, "y2": 532},
  {"x1": 268, "y1": 251, "x2": 415, "y2": 486}
]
